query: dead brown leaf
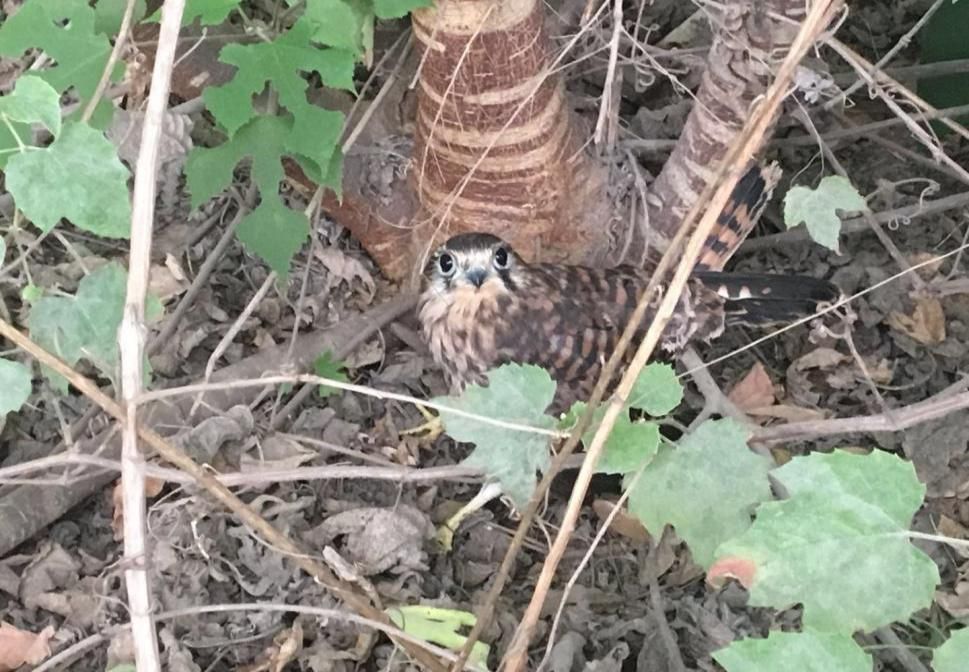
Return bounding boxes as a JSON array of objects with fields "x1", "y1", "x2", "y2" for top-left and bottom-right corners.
[
  {"x1": 592, "y1": 499, "x2": 650, "y2": 543},
  {"x1": 0, "y1": 622, "x2": 54, "y2": 671},
  {"x1": 888, "y1": 297, "x2": 946, "y2": 345},
  {"x1": 727, "y1": 362, "x2": 775, "y2": 412},
  {"x1": 793, "y1": 347, "x2": 848, "y2": 371}
]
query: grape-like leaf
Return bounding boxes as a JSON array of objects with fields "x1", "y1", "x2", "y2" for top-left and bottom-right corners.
[
  {"x1": 596, "y1": 417, "x2": 660, "y2": 475},
  {"x1": 185, "y1": 115, "x2": 313, "y2": 277},
  {"x1": 305, "y1": 0, "x2": 373, "y2": 58},
  {"x1": 0, "y1": 0, "x2": 117, "y2": 126},
  {"x1": 712, "y1": 450, "x2": 939, "y2": 633},
  {"x1": 628, "y1": 362, "x2": 683, "y2": 416},
  {"x1": 713, "y1": 631, "x2": 872, "y2": 672},
  {"x1": 373, "y1": 0, "x2": 432, "y2": 18},
  {"x1": 627, "y1": 419, "x2": 771, "y2": 567},
  {"x1": 783, "y1": 176, "x2": 868, "y2": 253},
  {"x1": 146, "y1": 0, "x2": 240, "y2": 25},
  {"x1": 0, "y1": 75, "x2": 61, "y2": 138},
  {"x1": 203, "y1": 16, "x2": 352, "y2": 158},
  {"x1": 94, "y1": 0, "x2": 148, "y2": 35},
  {"x1": 5, "y1": 122, "x2": 131, "y2": 238},
  {"x1": 566, "y1": 399, "x2": 660, "y2": 475},
  {"x1": 0, "y1": 359, "x2": 32, "y2": 415},
  {"x1": 27, "y1": 263, "x2": 159, "y2": 392},
  {"x1": 314, "y1": 350, "x2": 349, "y2": 398},
  {"x1": 433, "y1": 364, "x2": 557, "y2": 507},
  {"x1": 934, "y1": 628, "x2": 969, "y2": 672}
]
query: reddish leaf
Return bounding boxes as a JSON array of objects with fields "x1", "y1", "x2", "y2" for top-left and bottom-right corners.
[
  {"x1": 727, "y1": 362, "x2": 775, "y2": 411},
  {"x1": 0, "y1": 622, "x2": 54, "y2": 671},
  {"x1": 707, "y1": 555, "x2": 757, "y2": 589}
]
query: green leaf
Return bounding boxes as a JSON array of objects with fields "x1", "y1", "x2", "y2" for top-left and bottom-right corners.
[
  {"x1": 434, "y1": 364, "x2": 556, "y2": 507},
  {"x1": 0, "y1": 0, "x2": 118, "y2": 126},
  {"x1": 628, "y1": 363, "x2": 683, "y2": 416},
  {"x1": 237, "y1": 200, "x2": 309, "y2": 279},
  {"x1": 146, "y1": 0, "x2": 240, "y2": 25},
  {"x1": 714, "y1": 631, "x2": 872, "y2": 672},
  {"x1": 185, "y1": 115, "x2": 311, "y2": 277},
  {"x1": 567, "y1": 400, "x2": 660, "y2": 476},
  {"x1": 0, "y1": 359, "x2": 32, "y2": 415},
  {"x1": 26, "y1": 262, "x2": 142, "y2": 391},
  {"x1": 783, "y1": 176, "x2": 868, "y2": 254},
  {"x1": 386, "y1": 605, "x2": 490, "y2": 670},
  {"x1": 305, "y1": 0, "x2": 373, "y2": 57},
  {"x1": 314, "y1": 350, "x2": 349, "y2": 398},
  {"x1": 94, "y1": 0, "x2": 148, "y2": 35},
  {"x1": 934, "y1": 628, "x2": 969, "y2": 672},
  {"x1": 203, "y1": 17, "x2": 354, "y2": 136},
  {"x1": 713, "y1": 450, "x2": 939, "y2": 633},
  {"x1": 627, "y1": 419, "x2": 770, "y2": 567},
  {"x1": 598, "y1": 417, "x2": 660, "y2": 475},
  {"x1": 5, "y1": 122, "x2": 131, "y2": 237},
  {"x1": 373, "y1": 0, "x2": 432, "y2": 19},
  {"x1": 0, "y1": 75, "x2": 62, "y2": 138}
]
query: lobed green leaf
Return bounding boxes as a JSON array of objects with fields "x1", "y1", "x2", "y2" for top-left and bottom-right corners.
[
  {"x1": 713, "y1": 450, "x2": 939, "y2": 633},
  {"x1": 627, "y1": 419, "x2": 771, "y2": 567},
  {"x1": 713, "y1": 631, "x2": 872, "y2": 672}
]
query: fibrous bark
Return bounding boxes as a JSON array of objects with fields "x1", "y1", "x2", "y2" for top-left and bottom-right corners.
[
  {"x1": 407, "y1": 0, "x2": 610, "y2": 276},
  {"x1": 632, "y1": 0, "x2": 807, "y2": 263}
]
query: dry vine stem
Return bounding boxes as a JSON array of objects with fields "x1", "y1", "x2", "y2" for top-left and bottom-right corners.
[
  {"x1": 118, "y1": 0, "x2": 184, "y2": 668},
  {"x1": 0, "y1": 325, "x2": 447, "y2": 671},
  {"x1": 499, "y1": 1, "x2": 844, "y2": 669}
]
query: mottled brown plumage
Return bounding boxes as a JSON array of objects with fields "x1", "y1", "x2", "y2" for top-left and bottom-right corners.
[{"x1": 418, "y1": 165, "x2": 840, "y2": 409}]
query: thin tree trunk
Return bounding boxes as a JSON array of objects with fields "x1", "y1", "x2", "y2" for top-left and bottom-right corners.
[{"x1": 632, "y1": 0, "x2": 807, "y2": 264}]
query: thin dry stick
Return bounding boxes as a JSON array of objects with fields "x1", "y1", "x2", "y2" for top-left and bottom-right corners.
[
  {"x1": 0, "y1": 452, "x2": 486, "y2": 488},
  {"x1": 753, "y1": 390, "x2": 969, "y2": 445},
  {"x1": 825, "y1": 40, "x2": 969, "y2": 184},
  {"x1": 828, "y1": 0, "x2": 947, "y2": 107},
  {"x1": 500, "y1": 3, "x2": 844, "y2": 669},
  {"x1": 192, "y1": 270, "x2": 277, "y2": 416},
  {"x1": 536, "y1": 456, "x2": 652, "y2": 672},
  {"x1": 0, "y1": 322, "x2": 447, "y2": 671},
  {"x1": 117, "y1": 1, "x2": 185, "y2": 670},
  {"x1": 81, "y1": 0, "x2": 139, "y2": 123},
  {"x1": 138, "y1": 374, "x2": 567, "y2": 438},
  {"x1": 593, "y1": 0, "x2": 623, "y2": 147}
]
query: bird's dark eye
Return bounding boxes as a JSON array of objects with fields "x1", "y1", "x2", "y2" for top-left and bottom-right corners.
[
  {"x1": 493, "y1": 247, "x2": 509, "y2": 269},
  {"x1": 438, "y1": 252, "x2": 455, "y2": 275}
]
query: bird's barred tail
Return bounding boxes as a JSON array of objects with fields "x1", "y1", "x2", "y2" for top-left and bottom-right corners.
[
  {"x1": 693, "y1": 271, "x2": 842, "y2": 326},
  {"x1": 692, "y1": 162, "x2": 782, "y2": 273}
]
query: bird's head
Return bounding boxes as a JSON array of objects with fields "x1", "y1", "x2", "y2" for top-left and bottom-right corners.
[{"x1": 423, "y1": 233, "x2": 523, "y2": 296}]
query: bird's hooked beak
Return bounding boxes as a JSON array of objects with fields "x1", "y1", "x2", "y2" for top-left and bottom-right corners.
[{"x1": 464, "y1": 267, "x2": 487, "y2": 288}]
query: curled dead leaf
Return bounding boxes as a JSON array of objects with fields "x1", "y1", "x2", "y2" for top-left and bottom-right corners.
[
  {"x1": 592, "y1": 499, "x2": 650, "y2": 543},
  {"x1": 727, "y1": 362, "x2": 776, "y2": 412},
  {"x1": 888, "y1": 297, "x2": 946, "y2": 345}
]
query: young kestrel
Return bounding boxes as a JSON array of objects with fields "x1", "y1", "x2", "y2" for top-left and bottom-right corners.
[{"x1": 418, "y1": 165, "x2": 839, "y2": 409}]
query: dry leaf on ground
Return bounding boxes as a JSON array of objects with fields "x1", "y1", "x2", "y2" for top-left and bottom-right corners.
[
  {"x1": 0, "y1": 622, "x2": 55, "y2": 671},
  {"x1": 888, "y1": 297, "x2": 946, "y2": 345},
  {"x1": 727, "y1": 362, "x2": 775, "y2": 412}
]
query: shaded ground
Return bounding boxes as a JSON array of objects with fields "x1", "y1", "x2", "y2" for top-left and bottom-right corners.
[{"x1": 2, "y1": 0, "x2": 969, "y2": 670}]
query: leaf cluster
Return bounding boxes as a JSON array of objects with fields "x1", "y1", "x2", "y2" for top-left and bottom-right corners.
[{"x1": 435, "y1": 361, "x2": 963, "y2": 671}]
